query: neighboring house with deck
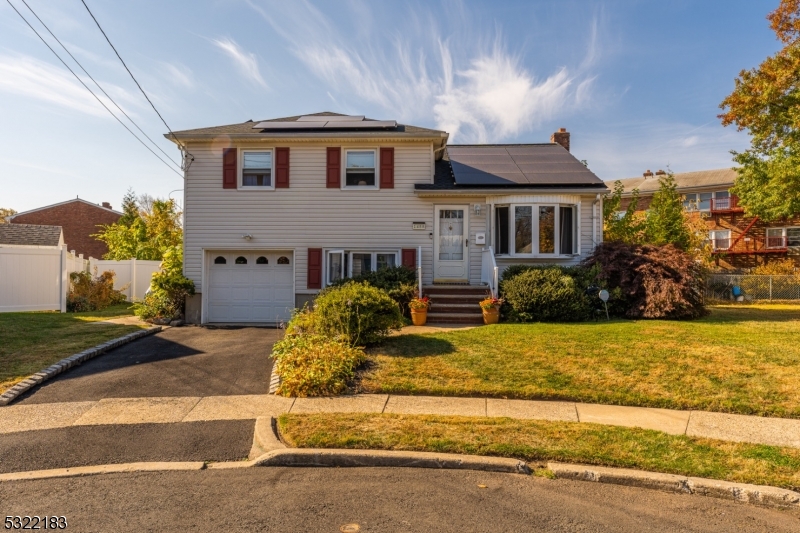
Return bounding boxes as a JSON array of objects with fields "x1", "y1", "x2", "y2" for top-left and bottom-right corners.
[
  {"x1": 6, "y1": 198, "x2": 122, "y2": 259},
  {"x1": 168, "y1": 112, "x2": 607, "y2": 325},
  {"x1": 608, "y1": 168, "x2": 800, "y2": 270}
]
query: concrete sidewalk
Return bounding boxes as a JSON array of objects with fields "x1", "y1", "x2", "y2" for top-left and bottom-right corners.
[{"x1": 1, "y1": 394, "x2": 799, "y2": 449}]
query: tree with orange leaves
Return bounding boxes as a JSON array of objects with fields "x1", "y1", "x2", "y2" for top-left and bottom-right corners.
[{"x1": 719, "y1": 0, "x2": 800, "y2": 221}]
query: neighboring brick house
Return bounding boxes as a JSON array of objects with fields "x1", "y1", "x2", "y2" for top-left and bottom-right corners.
[
  {"x1": 6, "y1": 199, "x2": 122, "y2": 259},
  {"x1": 607, "y1": 168, "x2": 800, "y2": 270}
]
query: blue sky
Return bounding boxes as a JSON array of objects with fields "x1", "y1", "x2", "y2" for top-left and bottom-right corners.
[{"x1": 0, "y1": 0, "x2": 781, "y2": 212}]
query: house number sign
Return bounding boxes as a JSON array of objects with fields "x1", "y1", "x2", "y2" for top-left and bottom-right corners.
[{"x1": 412, "y1": 222, "x2": 426, "y2": 230}]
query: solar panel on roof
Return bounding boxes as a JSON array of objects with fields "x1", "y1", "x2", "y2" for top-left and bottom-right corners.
[
  {"x1": 323, "y1": 120, "x2": 397, "y2": 129},
  {"x1": 253, "y1": 121, "x2": 327, "y2": 129},
  {"x1": 297, "y1": 115, "x2": 364, "y2": 122}
]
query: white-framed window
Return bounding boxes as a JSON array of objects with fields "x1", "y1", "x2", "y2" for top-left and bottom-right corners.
[
  {"x1": 325, "y1": 249, "x2": 399, "y2": 285},
  {"x1": 683, "y1": 190, "x2": 729, "y2": 211},
  {"x1": 768, "y1": 227, "x2": 800, "y2": 248},
  {"x1": 709, "y1": 230, "x2": 730, "y2": 250},
  {"x1": 240, "y1": 150, "x2": 274, "y2": 189},
  {"x1": 343, "y1": 149, "x2": 378, "y2": 189},
  {"x1": 494, "y1": 204, "x2": 577, "y2": 257}
]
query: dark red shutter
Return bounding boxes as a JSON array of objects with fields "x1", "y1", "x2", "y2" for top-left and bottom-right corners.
[
  {"x1": 307, "y1": 248, "x2": 322, "y2": 289},
  {"x1": 380, "y1": 147, "x2": 394, "y2": 189},
  {"x1": 223, "y1": 148, "x2": 237, "y2": 189},
  {"x1": 402, "y1": 248, "x2": 416, "y2": 269},
  {"x1": 326, "y1": 147, "x2": 341, "y2": 188},
  {"x1": 275, "y1": 147, "x2": 290, "y2": 188}
]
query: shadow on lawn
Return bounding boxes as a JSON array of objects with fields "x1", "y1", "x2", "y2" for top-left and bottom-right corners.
[{"x1": 372, "y1": 335, "x2": 455, "y2": 358}]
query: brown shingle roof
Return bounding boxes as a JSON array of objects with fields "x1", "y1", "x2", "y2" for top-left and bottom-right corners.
[
  {"x1": 0, "y1": 224, "x2": 62, "y2": 247},
  {"x1": 607, "y1": 168, "x2": 738, "y2": 195},
  {"x1": 171, "y1": 111, "x2": 446, "y2": 138}
]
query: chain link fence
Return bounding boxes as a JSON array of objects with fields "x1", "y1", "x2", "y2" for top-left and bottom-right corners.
[{"x1": 706, "y1": 274, "x2": 800, "y2": 301}]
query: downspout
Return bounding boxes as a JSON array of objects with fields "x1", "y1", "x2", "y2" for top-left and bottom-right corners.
[{"x1": 592, "y1": 194, "x2": 601, "y2": 245}]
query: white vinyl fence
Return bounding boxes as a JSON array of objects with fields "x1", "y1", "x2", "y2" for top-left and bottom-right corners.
[
  {"x1": 706, "y1": 274, "x2": 800, "y2": 301},
  {"x1": 0, "y1": 246, "x2": 88, "y2": 312},
  {"x1": 88, "y1": 258, "x2": 161, "y2": 301},
  {"x1": 0, "y1": 246, "x2": 161, "y2": 313}
]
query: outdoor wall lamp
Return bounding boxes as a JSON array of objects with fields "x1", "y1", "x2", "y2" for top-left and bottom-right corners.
[{"x1": 242, "y1": 234, "x2": 253, "y2": 240}]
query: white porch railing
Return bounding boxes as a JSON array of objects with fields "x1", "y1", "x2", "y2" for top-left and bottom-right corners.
[
  {"x1": 417, "y1": 245, "x2": 423, "y2": 297},
  {"x1": 481, "y1": 246, "x2": 499, "y2": 298}
]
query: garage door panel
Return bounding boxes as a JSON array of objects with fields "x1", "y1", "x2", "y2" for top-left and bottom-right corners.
[{"x1": 207, "y1": 251, "x2": 294, "y2": 323}]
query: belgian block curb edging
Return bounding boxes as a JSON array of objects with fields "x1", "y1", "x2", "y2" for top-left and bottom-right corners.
[{"x1": 0, "y1": 326, "x2": 162, "y2": 407}]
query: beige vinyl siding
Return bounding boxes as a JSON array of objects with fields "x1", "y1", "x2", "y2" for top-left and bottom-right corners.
[{"x1": 184, "y1": 142, "x2": 439, "y2": 293}]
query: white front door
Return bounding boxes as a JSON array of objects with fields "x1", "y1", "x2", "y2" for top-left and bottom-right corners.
[{"x1": 433, "y1": 205, "x2": 469, "y2": 283}]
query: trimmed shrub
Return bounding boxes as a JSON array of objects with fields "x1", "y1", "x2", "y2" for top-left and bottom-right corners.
[
  {"x1": 67, "y1": 269, "x2": 127, "y2": 312},
  {"x1": 132, "y1": 246, "x2": 195, "y2": 321},
  {"x1": 329, "y1": 266, "x2": 417, "y2": 316},
  {"x1": 583, "y1": 241, "x2": 706, "y2": 319},
  {"x1": 501, "y1": 267, "x2": 592, "y2": 322},
  {"x1": 272, "y1": 334, "x2": 366, "y2": 397},
  {"x1": 314, "y1": 281, "x2": 404, "y2": 345}
]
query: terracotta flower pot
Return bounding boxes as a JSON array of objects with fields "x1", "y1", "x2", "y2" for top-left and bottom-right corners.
[
  {"x1": 410, "y1": 309, "x2": 428, "y2": 326},
  {"x1": 482, "y1": 307, "x2": 500, "y2": 325}
]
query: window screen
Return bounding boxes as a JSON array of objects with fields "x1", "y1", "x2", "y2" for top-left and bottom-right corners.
[
  {"x1": 345, "y1": 151, "x2": 376, "y2": 186},
  {"x1": 243, "y1": 152, "x2": 272, "y2": 187}
]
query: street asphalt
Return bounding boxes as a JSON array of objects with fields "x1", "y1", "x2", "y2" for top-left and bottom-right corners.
[
  {"x1": 0, "y1": 420, "x2": 255, "y2": 473},
  {"x1": 2, "y1": 467, "x2": 798, "y2": 532},
  {"x1": 16, "y1": 326, "x2": 280, "y2": 404}
]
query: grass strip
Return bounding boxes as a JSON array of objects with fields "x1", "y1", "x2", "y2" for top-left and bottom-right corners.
[
  {"x1": 361, "y1": 305, "x2": 800, "y2": 418},
  {"x1": 0, "y1": 304, "x2": 143, "y2": 393},
  {"x1": 278, "y1": 413, "x2": 800, "y2": 491}
]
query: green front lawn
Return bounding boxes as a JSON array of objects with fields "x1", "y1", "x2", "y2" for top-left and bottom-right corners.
[
  {"x1": 278, "y1": 413, "x2": 800, "y2": 490},
  {"x1": 360, "y1": 304, "x2": 800, "y2": 418},
  {"x1": 0, "y1": 304, "x2": 145, "y2": 393}
]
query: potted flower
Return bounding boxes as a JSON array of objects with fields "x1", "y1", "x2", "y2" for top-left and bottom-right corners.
[
  {"x1": 479, "y1": 296, "x2": 504, "y2": 325},
  {"x1": 408, "y1": 296, "x2": 431, "y2": 326}
]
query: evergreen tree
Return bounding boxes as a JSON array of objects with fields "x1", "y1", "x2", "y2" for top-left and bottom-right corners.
[
  {"x1": 118, "y1": 189, "x2": 140, "y2": 227},
  {"x1": 644, "y1": 173, "x2": 692, "y2": 250}
]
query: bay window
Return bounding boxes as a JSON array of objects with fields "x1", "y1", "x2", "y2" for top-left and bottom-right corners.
[
  {"x1": 326, "y1": 250, "x2": 399, "y2": 285},
  {"x1": 496, "y1": 204, "x2": 577, "y2": 256}
]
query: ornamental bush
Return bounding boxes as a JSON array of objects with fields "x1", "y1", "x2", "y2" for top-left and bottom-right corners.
[
  {"x1": 500, "y1": 267, "x2": 592, "y2": 322},
  {"x1": 67, "y1": 269, "x2": 127, "y2": 312},
  {"x1": 272, "y1": 334, "x2": 366, "y2": 397},
  {"x1": 329, "y1": 266, "x2": 417, "y2": 316},
  {"x1": 583, "y1": 241, "x2": 706, "y2": 319},
  {"x1": 314, "y1": 281, "x2": 404, "y2": 345},
  {"x1": 132, "y1": 245, "x2": 195, "y2": 321}
]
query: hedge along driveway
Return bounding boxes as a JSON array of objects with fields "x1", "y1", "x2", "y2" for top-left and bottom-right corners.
[
  {"x1": 360, "y1": 305, "x2": 800, "y2": 418},
  {"x1": 0, "y1": 304, "x2": 145, "y2": 394}
]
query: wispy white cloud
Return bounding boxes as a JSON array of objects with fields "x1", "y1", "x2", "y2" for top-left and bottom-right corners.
[
  {"x1": 160, "y1": 61, "x2": 194, "y2": 89},
  {"x1": 0, "y1": 53, "x2": 138, "y2": 119},
  {"x1": 248, "y1": 0, "x2": 600, "y2": 142},
  {"x1": 211, "y1": 37, "x2": 267, "y2": 88}
]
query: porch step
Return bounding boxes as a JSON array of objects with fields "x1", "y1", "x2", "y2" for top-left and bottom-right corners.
[
  {"x1": 423, "y1": 285, "x2": 490, "y2": 297},
  {"x1": 426, "y1": 312, "x2": 485, "y2": 325},
  {"x1": 429, "y1": 302, "x2": 483, "y2": 315},
  {"x1": 428, "y1": 294, "x2": 486, "y2": 305}
]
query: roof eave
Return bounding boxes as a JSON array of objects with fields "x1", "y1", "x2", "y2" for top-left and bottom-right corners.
[
  {"x1": 166, "y1": 132, "x2": 448, "y2": 144},
  {"x1": 414, "y1": 184, "x2": 609, "y2": 197}
]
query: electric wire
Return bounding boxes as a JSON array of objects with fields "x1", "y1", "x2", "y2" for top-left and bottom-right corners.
[
  {"x1": 79, "y1": 0, "x2": 192, "y2": 165},
  {"x1": 5, "y1": 0, "x2": 184, "y2": 178},
  {"x1": 18, "y1": 0, "x2": 182, "y2": 169}
]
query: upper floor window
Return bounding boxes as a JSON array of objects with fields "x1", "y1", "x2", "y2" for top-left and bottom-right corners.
[
  {"x1": 241, "y1": 150, "x2": 273, "y2": 189},
  {"x1": 344, "y1": 150, "x2": 377, "y2": 188},
  {"x1": 684, "y1": 191, "x2": 728, "y2": 211}
]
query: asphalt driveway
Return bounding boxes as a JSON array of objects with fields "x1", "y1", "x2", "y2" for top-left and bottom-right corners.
[{"x1": 17, "y1": 326, "x2": 281, "y2": 404}]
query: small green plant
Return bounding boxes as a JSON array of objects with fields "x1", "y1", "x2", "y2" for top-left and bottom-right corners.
[
  {"x1": 408, "y1": 296, "x2": 431, "y2": 310},
  {"x1": 314, "y1": 281, "x2": 404, "y2": 346},
  {"x1": 272, "y1": 334, "x2": 366, "y2": 397},
  {"x1": 132, "y1": 245, "x2": 195, "y2": 320},
  {"x1": 501, "y1": 268, "x2": 592, "y2": 322},
  {"x1": 67, "y1": 269, "x2": 127, "y2": 312},
  {"x1": 478, "y1": 296, "x2": 504, "y2": 310},
  {"x1": 329, "y1": 266, "x2": 417, "y2": 316}
]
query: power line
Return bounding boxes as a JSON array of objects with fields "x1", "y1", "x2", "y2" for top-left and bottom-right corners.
[
  {"x1": 79, "y1": 0, "x2": 191, "y2": 166},
  {"x1": 18, "y1": 0, "x2": 181, "y2": 169},
  {"x1": 5, "y1": 0, "x2": 184, "y2": 178}
]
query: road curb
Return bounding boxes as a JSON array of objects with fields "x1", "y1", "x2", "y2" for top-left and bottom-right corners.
[
  {"x1": 548, "y1": 462, "x2": 800, "y2": 509},
  {"x1": 253, "y1": 448, "x2": 532, "y2": 474},
  {"x1": 0, "y1": 326, "x2": 162, "y2": 407},
  {"x1": 0, "y1": 461, "x2": 204, "y2": 482}
]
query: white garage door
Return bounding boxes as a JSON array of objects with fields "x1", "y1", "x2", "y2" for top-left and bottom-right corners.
[{"x1": 207, "y1": 251, "x2": 294, "y2": 323}]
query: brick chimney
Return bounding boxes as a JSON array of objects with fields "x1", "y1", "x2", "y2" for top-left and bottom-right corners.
[
  {"x1": 643, "y1": 169, "x2": 654, "y2": 178},
  {"x1": 655, "y1": 169, "x2": 666, "y2": 176},
  {"x1": 101, "y1": 202, "x2": 112, "y2": 209},
  {"x1": 550, "y1": 128, "x2": 570, "y2": 152}
]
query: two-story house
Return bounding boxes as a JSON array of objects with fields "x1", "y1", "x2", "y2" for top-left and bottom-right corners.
[
  {"x1": 169, "y1": 112, "x2": 607, "y2": 325},
  {"x1": 608, "y1": 168, "x2": 800, "y2": 270}
]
